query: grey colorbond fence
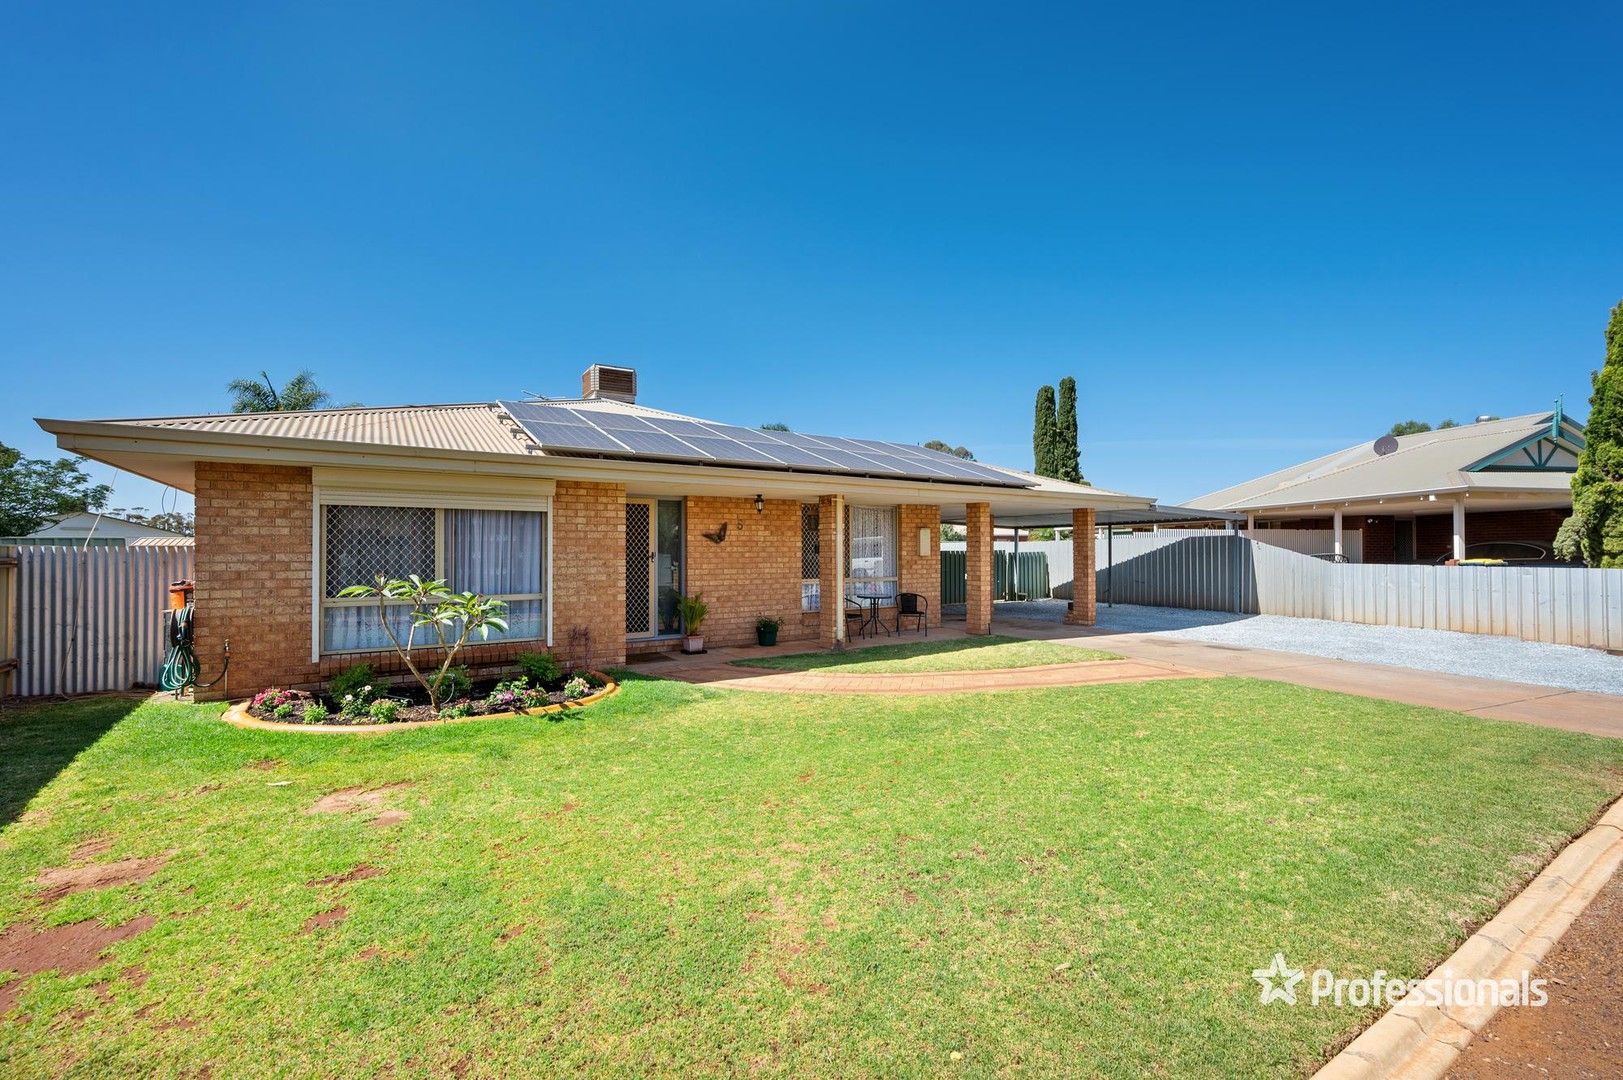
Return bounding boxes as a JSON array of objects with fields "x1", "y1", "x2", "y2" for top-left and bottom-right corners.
[
  {"x1": 1097, "y1": 531, "x2": 1623, "y2": 650},
  {"x1": 6, "y1": 544, "x2": 194, "y2": 697}
]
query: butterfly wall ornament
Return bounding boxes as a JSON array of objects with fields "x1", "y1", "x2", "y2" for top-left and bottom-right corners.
[{"x1": 702, "y1": 521, "x2": 729, "y2": 544}]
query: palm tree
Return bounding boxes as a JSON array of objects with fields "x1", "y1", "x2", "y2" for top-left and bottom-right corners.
[{"x1": 227, "y1": 370, "x2": 344, "y2": 413}]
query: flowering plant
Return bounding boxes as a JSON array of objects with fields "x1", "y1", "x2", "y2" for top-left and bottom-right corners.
[{"x1": 252, "y1": 688, "x2": 297, "y2": 712}]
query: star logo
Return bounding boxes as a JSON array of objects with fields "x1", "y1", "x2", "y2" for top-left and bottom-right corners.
[{"x1": 1252, "y1": 953, "x2": 1304, "y2": 1005}]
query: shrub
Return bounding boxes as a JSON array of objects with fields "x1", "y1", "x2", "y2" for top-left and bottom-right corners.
[
  {"x1": 485, "y1": 677, "x2": 529, "y2": 712},
  {"x1": 335, "y1": 576, "x2": 509, "y2": 711},
  {"x1": 252, "y1": 688, "x2": 297, "y2": 712},
  {"x1": 439, "y1": 703, "x2": 472, "y2": 720},
  {"x1": 563, "y1": 675, "x2": 592, "y2": 701},
  {"x1": 517, "y1": 651, "x2": 564, "y2": 688},
  {"x1": 368, "y1": 698, "x2": 400, "y2": 723},
  {"x1": 272, "y1": 702, "x2": 295, "y2": 719},
  {"x1": 756, "y1": 615, "x2": 783, "y2": 632},
  {"x1": 440, "y1": 665, "x2": 474, "y2": 701},
  {"x1": 301, "y1": 702, "x2": 330, "y2": 724},
  {"x1": 328, "y1": 664, "x2": 375, "y2": 705}
]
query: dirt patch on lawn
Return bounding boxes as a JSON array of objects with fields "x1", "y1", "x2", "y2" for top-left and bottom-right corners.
[
  {"x1": 302, "y1": 906, "x2": 348, "y2": 933},
  {"x1": 370, "y1": 809, "x2": 411, "y2": 827},
  {"x1": 34, "y1": 855, "x2": 170, "y2": 902},
  {"x1": 68, "y1": 836, "x2": 115, "y2": 862},
  {"x1": 0, "y1": 915, "x2": 157, "y2": 1014},
  {"x1": 307, "y1": 864, "x2": 384, "y2": 887},
  {"x1": 1447, "y1": 863, "x2": 1623, "y2": 1079},
  {"x1": 305, "y1": 783, "x2": 413, "y2": 815}
]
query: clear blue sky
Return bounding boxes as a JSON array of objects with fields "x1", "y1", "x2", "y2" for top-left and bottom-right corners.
[{"x1": 4, "y1": 2, "x2": 1620, "y2": 516}]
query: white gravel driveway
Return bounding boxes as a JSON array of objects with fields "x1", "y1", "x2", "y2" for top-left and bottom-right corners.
[{"x1": 948, "y1": 599, "x2": 1623, "y2": 697}]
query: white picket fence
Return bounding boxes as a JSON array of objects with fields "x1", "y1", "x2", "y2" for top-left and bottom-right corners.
[{"x1": 4, "y1": 544, "x2": 194, "y2": 697}]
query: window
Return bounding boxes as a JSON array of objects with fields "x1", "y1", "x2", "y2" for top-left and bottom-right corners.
[
  {"x1": 845, "y1": 505, "x2": 898, "y2": 602},
  {"x1": 800, "y1": 503, "x2": 820, "y2": 612},
  {"x1": 320, "y1": 504, "x2": 547, "y2": 653}
]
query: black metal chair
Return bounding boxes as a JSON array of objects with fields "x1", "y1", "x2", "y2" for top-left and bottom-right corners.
[
  {"x1": 844, "y1": 597, "x2": 868, "y2": 639},
  {"x1": 896, "y1": 592, "x2": 928, "y2": 635}
]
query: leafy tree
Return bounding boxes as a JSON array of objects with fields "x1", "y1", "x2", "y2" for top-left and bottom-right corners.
[
  {"x1": 1388, "y1": 419, "x2": 1432, "y2": 436},
  {"x1": 228, "y1": 369, "x2": 346, "y2": 413},
  {"x1": 1055, "y1": 376, "x2": 1083, "y2": 484},
  {"x1": 1033, "y1": 385, "x2": 1059, "y2": 477},
  {"x1": 336, "y1": 575, "x2": 510, "y2": 712},
  {"x1": 1567, "y1": 299, "x2": 1623, "y2": 567},
  {"x1": 1437, "y1": 419, "x2": 1460, "y2": 429},
  {"x1": 940, "y1": 524, "x2": 965, "y2": 541},
  {"x1": 0, "y1": 443, "x2": 112, "y2": 536},
  {"x1": 760, "y1": 422, "x2": 791, "y2": 431},
  {"x1": 923, "y1": 439, "x2": 975, "y2": 460}
]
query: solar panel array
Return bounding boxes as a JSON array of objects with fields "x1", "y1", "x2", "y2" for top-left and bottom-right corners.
[{"x1": 496, "y1": 400, "x2": 1031, "y2": 488}]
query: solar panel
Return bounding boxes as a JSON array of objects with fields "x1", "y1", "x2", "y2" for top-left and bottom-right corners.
[
  {"x1": 611, "y1": 430, "x2": 710, "y2": 457},
  {"x1": 494, "y1": 400, "x2": 1030, "y2": 487},
  {"x1": 514, "y1": 420, "x2": 626, "y2": 452}
]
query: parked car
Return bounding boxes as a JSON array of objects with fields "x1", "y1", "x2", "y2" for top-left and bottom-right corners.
[{"x1": 1431, "y1": 541, "x2": 1564, "y2": 565}]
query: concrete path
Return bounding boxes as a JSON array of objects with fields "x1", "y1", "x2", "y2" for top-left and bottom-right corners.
[
  {"x1": 630, "y1": 620, "x2": 1622, "y2": 740},
  {"x1": 626, "y1": 653, "x2": 1212, "y2": 694}
]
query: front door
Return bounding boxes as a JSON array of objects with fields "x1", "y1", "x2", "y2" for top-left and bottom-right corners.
[{"x1": 626, "y1": 498, "x2": 684, "y2": 637}]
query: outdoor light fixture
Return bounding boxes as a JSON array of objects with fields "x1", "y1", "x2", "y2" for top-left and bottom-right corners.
[
  {"x1": 754, "y1": 494, "x2": 764, "y2": 514},
  {"x1": 918, "y1": 526, "x2": 931, "y2": 556}
]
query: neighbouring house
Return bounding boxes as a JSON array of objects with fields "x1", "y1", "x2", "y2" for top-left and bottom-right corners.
[
  {"x1": 1186, "y1": 410, "x2": 1584, "y2": 563},
  {"x1": 0, "y1": 510, "x2": 187, "y2": 548},
  {"x1": 37, "y1": 365, "x2": 1149, "y2": 698}
]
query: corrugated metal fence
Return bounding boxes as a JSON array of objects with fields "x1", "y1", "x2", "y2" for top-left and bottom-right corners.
[
  {"x1": 940, "y1": 550, "x2": 1052, "y2": 605},
  {"x1": 1097, "y1": 532, "x2": 1623, "y2": 650},
  {"x1": 5, "y1": 544, "x2": 194, "y2": 697}
]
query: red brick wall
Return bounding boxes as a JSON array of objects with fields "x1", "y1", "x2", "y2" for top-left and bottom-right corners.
[
  {"x1": 685, "y1": 496, "x2": 809, "y2": 648},
  {"x1": 1064, "y1": 508, "x2": 1097, "y2": 626},
  {"x1": 965, "y1": 503, "x2": 993, "y2": 635},
  {"x1": 194, "y1": 463, "x2": 318, "y2": 701},
  {"x1": 550, "y1": 480, "x2": 627, "y2": 670},
  {"x1": 1362, "y1": 516, "x2": 1396, "y2": 564},
  {"x1": 1415, "y1": 508, "x2": 1566, "y2": 562},
  {"x1": 898, "y1": 504, "x2": 943, "y2": 628}
]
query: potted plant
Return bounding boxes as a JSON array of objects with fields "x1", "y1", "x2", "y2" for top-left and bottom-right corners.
[
  {"x1": 677, "y1": 592, "x2": 709, "y2": 653},
  {"x1": 755, "y1": 615, "x2": 782, "y2": 647}
]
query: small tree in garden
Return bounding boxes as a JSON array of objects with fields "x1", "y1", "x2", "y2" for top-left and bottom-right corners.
[{"x1": 336, "y1": 575, "x2": 508, "y2": 713}]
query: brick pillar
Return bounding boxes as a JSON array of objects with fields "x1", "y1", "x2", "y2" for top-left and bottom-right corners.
[
  {"x1": 817, "y1": 494, "x2": 845, "y2": 646},
  {"x1": 1065, "y1": 508, "x2": 1096, "y2": 626},
  {"x1": 965, "y1": 502, "x2": 993, "y2": 635}
]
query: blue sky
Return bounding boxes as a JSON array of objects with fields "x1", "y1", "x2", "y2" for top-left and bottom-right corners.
[{"x1": 3, "y1": 2, "x2": 1620, "y2": 515}]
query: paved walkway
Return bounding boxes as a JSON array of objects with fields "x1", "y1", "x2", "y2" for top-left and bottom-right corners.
[{"x1": 627, "y1": 620, "x2": 1623, "y2": 740}]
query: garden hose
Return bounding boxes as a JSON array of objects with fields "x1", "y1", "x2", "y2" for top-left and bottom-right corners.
[{"x1": 159, "y1": 604, "x2": 230, "y2": 695}]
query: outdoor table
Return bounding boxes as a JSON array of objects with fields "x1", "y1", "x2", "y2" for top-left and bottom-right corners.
[{"x1": 852, "y1": 592, "x2": 892, "y2": 637}]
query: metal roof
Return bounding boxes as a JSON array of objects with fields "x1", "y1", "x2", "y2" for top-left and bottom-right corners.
[
  {"x1": 102, "y1": 403, "x2": 530, "y2": 457},
  {"x1": 1185, "y1": 413, "x2": 1582, "y2": 513}
]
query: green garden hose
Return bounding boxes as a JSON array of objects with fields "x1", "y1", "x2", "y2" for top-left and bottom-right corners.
[{"x1": 159, "y1": 605, "x2": 229, "y2": 694}]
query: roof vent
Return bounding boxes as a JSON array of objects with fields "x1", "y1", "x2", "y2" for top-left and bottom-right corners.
[{"x1": 582, "y1": 365, "x2": 637, "y2": 403}]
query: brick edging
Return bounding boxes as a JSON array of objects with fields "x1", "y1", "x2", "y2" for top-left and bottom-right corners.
[
  {"x1": 1312, "y1": 795, "x2": 1623, "y2": 1079},
  {"x1": 219, "y1": 673, "x2": 619, "y2": 735}
]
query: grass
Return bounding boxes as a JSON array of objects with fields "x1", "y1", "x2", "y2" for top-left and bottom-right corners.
[
  {"x1": 0, "y1": 679, "x2": 1619, "y2": 1078},
  {"x1": 731, "y1": 634, "x2": 1118, "y2": 673}
]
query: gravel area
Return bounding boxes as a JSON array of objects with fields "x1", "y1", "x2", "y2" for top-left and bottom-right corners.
[{"x1": 945, "y1": 600, "x2": 1623, "y2": 697}]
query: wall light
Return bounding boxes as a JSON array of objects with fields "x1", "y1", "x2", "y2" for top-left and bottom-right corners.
[
  {"x1": 754, "y1": 494, "x2": 764, "y2": 514},
  {"x1": 918, "y1": 526, "x2": 931, "y2": 557}
]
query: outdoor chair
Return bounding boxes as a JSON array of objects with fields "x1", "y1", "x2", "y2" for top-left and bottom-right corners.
[
  {"x1": 844, "y1": 597, "x2": 869, "y2": 639},
  {"x1": 896, "y1": 592, "x2": 928, "y2": 635}
]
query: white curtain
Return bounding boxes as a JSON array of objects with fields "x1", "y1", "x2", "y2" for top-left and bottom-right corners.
[
  {"x1": 846, "y1": 506, "x2": 898, "y2": 600},
  {"x1": 445, "y1": 509, "x2": 545, "y2": 643}
]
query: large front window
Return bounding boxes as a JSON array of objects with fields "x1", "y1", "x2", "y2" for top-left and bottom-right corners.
[
  {"x1": 320, "y1": 504, "x2": 547, "y2": 653},
  {"x1": 845, "y1": 505, "x2": 898, "y2": 602}
]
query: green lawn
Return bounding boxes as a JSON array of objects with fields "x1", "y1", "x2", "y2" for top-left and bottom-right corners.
[
  {"x1": 732, "y1": 634, "x2": 1117, "y2": 673},
  {"x1": 1, "y1": 679, "x2": 1620, "y2": 1078}
]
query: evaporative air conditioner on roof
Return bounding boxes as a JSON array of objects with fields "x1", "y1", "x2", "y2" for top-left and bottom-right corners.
[{"x1": 581, "y1": 364, "x2": 637, "y2": 403}]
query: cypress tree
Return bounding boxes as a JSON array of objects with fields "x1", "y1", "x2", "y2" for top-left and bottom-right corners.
[
  {"x1": 1033, "y1": 385, "x2": 1059, "y2": 477},
  {"x1": 1056, "y1": 376, "x2": 1083, "y2": 484},
  {"x1": 1570, "y1": 300, "x2": 1623, "y2": 567}
]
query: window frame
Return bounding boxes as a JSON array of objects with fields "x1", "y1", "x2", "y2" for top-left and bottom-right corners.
[
  {"x1": 312, "y1": 489, "x2": 552, "y2": 660},
  {"x1": 843, "y1": 504, "x2": 900, "y2": 603}
]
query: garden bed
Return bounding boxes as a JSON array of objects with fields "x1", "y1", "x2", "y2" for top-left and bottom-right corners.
[{"x1": 223, "y1": 671, "x2": 618, "y2": 733}]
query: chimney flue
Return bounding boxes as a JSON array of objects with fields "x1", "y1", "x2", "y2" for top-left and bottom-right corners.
[{"x1": 582, "y1": 365, "x2": 637, "y2": 403}]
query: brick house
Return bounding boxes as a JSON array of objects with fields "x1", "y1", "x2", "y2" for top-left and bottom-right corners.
[
  {"x1": 1185, "y1": 410, "x2": 1584, "y2": 563},
  {"x1": 39, "y1": 366, "x2": 1149, "y2": 698}
]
